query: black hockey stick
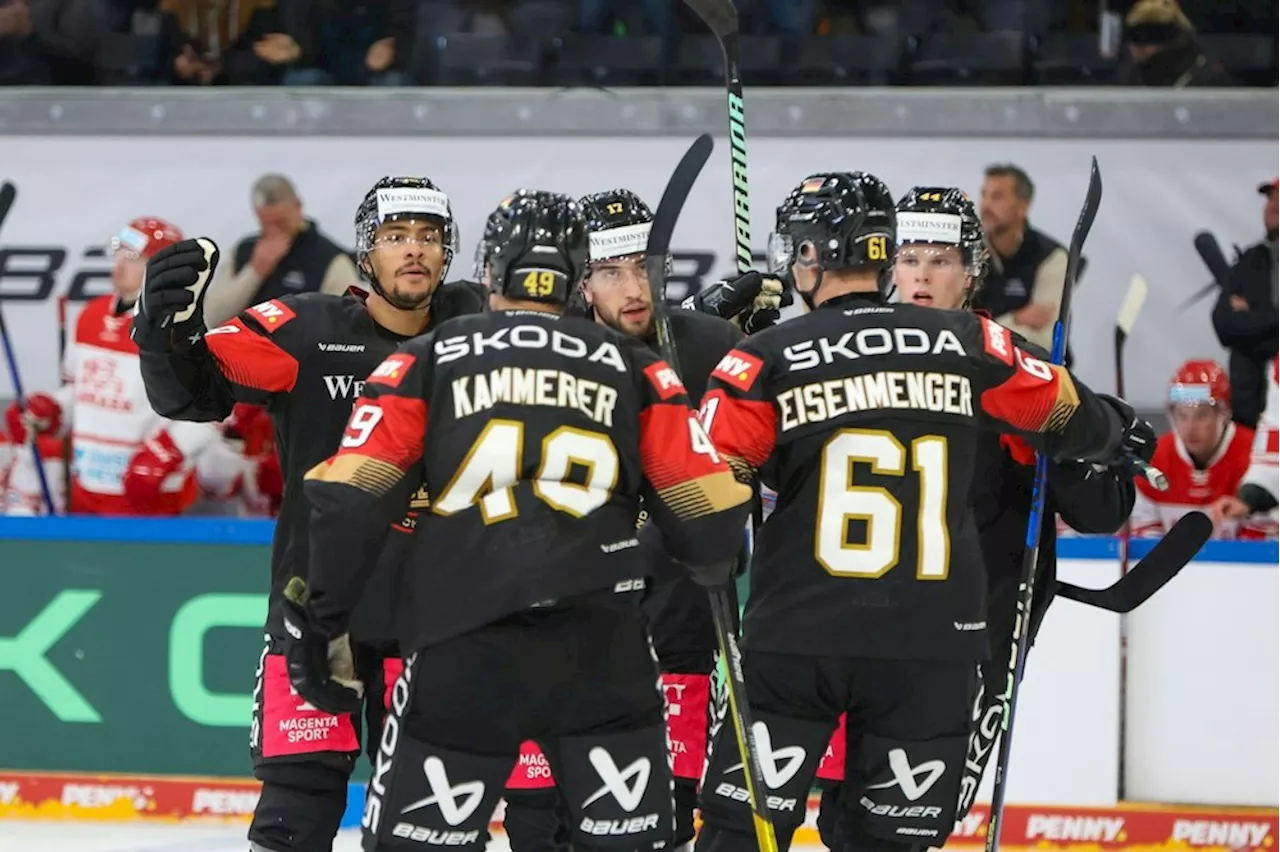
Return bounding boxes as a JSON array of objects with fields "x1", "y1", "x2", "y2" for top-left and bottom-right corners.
[
  {"x1": 645, "y1": 134, "x2": 779, "y2": 852},
  {"x1": 1178, "y1": 232, "x2": 1232, "y2": 312},
  {"x1": 0, "y1": 181, "x2": 59, "y2": 516},
  {"x1": 684, "y1": 0, "x2": 751, "y2": 276},
  {"x1": 985, "y1": 159, "x2": 1102, "y2": 852},
  {"x1": 1056, "y1": 511, "x2": 1210, "y2": 613}
]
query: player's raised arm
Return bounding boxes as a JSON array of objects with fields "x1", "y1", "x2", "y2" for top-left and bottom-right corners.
[
  {"x1": 969, "y1": 313, "x2": 1152, "y2": 465},
  {"x1": 633, "y1": 346, "x2": 754, "y2": 581},
  {"x1": 134, "y1": 239, "x2": 304, "y2": 421},
  {"x1": 300, "y1": 343, "x2": 429, "y2": 636}
]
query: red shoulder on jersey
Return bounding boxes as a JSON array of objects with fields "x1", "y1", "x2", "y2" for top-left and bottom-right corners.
[
  {"x1": 644, "y1": 361, "x2": 687, "y2": 401},
  {"x1": 244, "y1": 299, "x2": 297, "y2": 333},
  {"x1": 368, "y1": 353, "x2": 417, "y2": 388},
  {"x1": 711, "y1": 349, "x2": 764, "y2": 392},
  {"x1": 204, "y1": 317, "x2": 300, "y2": 394}
]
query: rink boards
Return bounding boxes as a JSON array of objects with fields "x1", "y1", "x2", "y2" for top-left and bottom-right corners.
[{"x1": 0, "y1": 769, "x2": 1276, "y2": 850}]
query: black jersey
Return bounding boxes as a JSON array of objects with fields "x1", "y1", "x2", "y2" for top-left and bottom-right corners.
[
  {"x1": 302, "y1": 309, "x2": 754, "y2": 651},
  {"x1": 701, "y1": 293, "x2": 1125, "y2": 661},
  {"x1": 136, "y1": 282, "x2": 485, "y2": 636}
]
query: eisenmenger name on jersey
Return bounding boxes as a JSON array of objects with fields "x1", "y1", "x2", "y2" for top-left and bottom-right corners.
[{"x1": 778, "y1": 371, "x2": 973, "y2": 432}]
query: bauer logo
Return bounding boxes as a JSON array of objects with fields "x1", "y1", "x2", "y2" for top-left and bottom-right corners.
[
  {"x1": 248, "y1": 299, "x2": 296, "y2": 332},
  {"x1": 644, "y1": 362, "x2": 686, "y2": 400},
  {"x1": 712, "y1": 350, "x2": 763, "y2": 392},
  {"x1": 980, "y1": 317, "x2": 1013, "y2": 365},
  {"x1": 368, "y1": 354, "x2": 416, "y2": 388}
]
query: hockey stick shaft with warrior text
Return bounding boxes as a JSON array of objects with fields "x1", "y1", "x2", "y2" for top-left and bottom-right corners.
[
  {"x1": 985, "y1": 159, "x2": 1101, "y2": 852},
  {"x1": 0, "y1": 182, "x2": 59, "y2": 516},
  {"x1": 645, "y1": 134, "x2": 779, "y2": 852},
  {"x1": 684, "y1": 0, "x2": 752, "y2": 276}
]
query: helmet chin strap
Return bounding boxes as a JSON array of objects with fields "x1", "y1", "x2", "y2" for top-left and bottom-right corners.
[{"x1": 370, "y1": 273, "x2": 433, "y2": 312}]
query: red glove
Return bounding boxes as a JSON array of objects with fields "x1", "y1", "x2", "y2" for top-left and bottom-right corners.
[
  {"x1": 123, "y1": 430, "x2": 185, "y2": 509},
  {"x1": 254, "y1": 450, "x2": 283, "y2": 515},
  {"x1": 4, "y1": 394, "x2": 62, "y2": 444}
]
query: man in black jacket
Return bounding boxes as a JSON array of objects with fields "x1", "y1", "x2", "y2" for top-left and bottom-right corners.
[
  {"x1": 1212, "y1": 178, "x2": 1279, "y2": 429},
  {"x1": 815, "y1": 186, "x2": 1148, "y2": 848}
]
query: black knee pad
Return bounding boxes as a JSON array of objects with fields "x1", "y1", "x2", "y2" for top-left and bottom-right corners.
[
  {"x1": 699, "y1": 712, "x2": 834, "y2": 832},
  {"x1": 845, "y1": 730, "x2": 970, "y2": 847},
  {"x1": 364, "y1": 737, "x2": 514, "y2": 851},
  {"x1": 546, "y1": 723, "x2": 674, "y2": 849},
  {"x1": 504, "y1": 788, "x2": 570, "y2": 852},
  {"x1": 673, "y1": 778, "x2": 698, "y2": 847},
  {"x1": 817, "y1": 783, "x2": 843, "y2": 850},
  {"x1": 248, "y1": 768, "x2": 349, "y2": 852}
]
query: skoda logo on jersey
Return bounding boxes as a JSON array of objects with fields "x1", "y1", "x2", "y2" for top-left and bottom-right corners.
[
  {"x1": 724, "y1": 722, "x2": 805, "y2": 789},
  {"x1": 400, "y1": 757, "x2": 485, "y2": 826}
]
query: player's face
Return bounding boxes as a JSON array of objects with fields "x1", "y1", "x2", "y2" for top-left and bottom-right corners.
[
  {"x1": 368, "y1": 219, "x2": 446, "y2": 308},
  {"x1": 1263, "y1": 188, "x2": 1277, "y2": 236},
  {"x1": 584, "y1": 253, "x2": 653, "y2": 337},
  {"x1": 893, "y1": 244, "x2": 969, "y2": 310},
  {"x1": 980, "y1": 175, "x2": 1026, "y2": 236},
  {"x1": 1171, "y1": 404, "x2": 1226, "y2": 457},
  {"x1": 112, "y1": 250, "x2": 146, "y2": 299}
]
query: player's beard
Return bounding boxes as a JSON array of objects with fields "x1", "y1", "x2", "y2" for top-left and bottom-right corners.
[
  {"x1": 384, "y1": 267, "x2": 439, "y2": 311},
  {"x1": 598, "y1": 300, "x2": 654, "y2": 338}
]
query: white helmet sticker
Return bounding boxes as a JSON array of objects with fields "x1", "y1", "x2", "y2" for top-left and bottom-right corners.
[
  {"x1": 376, "y1": 187, "x2": 450, "y2": 221},
  {"x1": 897, "y1": 211, "x2": 962, "y2": 245},
  {"x1": 588, "y1": 222, "x2": 651, "y2": 261}
]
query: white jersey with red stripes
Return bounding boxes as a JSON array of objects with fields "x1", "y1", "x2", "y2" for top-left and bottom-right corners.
[
  {"x1": 1130, "y1": 422, "x2": 1255, "y2": 539},
  {"x1": 5, "y1": 294, "x2": 220, "y2": 515}
]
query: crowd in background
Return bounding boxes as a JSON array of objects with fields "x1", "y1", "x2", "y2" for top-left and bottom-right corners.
[
  {"x1": 1, "y1": 0, "x2": 1276, "y2": 87},
  {"x1": 0, "y1": 165, "x2": 1275, "y2": 539}
]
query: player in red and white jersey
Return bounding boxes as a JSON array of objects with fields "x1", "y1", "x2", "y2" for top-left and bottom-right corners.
[
  {"x1": 4, "y1": 217, "x2": 222, "y2": 515},
  {"x1": 1129, "y1": 359, "x2": 1255, "y2": 539},
  {"x1": 195, "y1": 403, "x2": 284, "y2": 517},
  {"x1": 1215, "y1": 357, "x2": 1279, "y2": 536}
]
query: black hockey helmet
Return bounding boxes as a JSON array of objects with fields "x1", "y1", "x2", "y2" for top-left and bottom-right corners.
[
  {"x1": 473, "y1": 188, "x2": 533, "y2": 280},
  {"x1": 578, "y1": 188, "x2": 655, "y2": 264},
  {"x1": 484, "y1": 190, "x2": 589, "y2": 306},
  {"x1": 895, "y1": 186, "x2": 990, "y2": 290},
  {"x1": 355, "y1": 177, "x2": 458, "y2": 306},
  {"x1": 769, "y1": 172, "x2": 896, "y2": 304}
]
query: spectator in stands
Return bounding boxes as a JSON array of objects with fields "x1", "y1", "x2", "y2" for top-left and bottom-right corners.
[
  {"x1": 204, "y1": 174, "x2": 359, "y2": 327},
  {"x1": 277, "y1": 0, "x2": 416, "y2": 86},
  {"x1": 973, "y1": 164, "x2": 1067, "y2": 351},
  {"x1": 158, "y1": 0, "x2": 295, "y2": 85},
  {"x1": 1212, "y1": 178, "x2": 1279, "y2": 429},
  {"x1": 0, "y1": 0, "x2": 46, "y2": 84},
  {"x1": 1117, "y1": 0, "x2": 1230, "y2": 87}
]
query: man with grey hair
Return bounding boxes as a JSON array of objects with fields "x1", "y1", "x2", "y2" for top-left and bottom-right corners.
[
  {"x1": 204, "y1": 174, "x2": 359, "y2": 326},
  {"x1": 974, "y1": 163, "x2": 1069, "y2": 352}
]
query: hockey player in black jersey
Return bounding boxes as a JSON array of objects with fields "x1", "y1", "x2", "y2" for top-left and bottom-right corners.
[
  {"x1": 692, "y1": 172, "x2": 1154, "y2": 852},
  {"x1": 282, "y1": 190, "x2": 754, "y2": 852},
  {"x1": 131, "y1": 177, "x2": 484, "y2": 852},
  {"x1": 813, "y1": 186, "x2": 1153, "y2": 846}
]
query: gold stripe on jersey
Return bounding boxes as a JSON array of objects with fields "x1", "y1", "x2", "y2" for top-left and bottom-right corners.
[
  {"x1": 306, "y1": 454, "x2": 406, "y2": 496},
  {"x1": 1044, "y1": 365, "x2": 1081, "y2": 432},
  {"x1": 657, "y1": 470, "x2": 752, "y2": 519}
]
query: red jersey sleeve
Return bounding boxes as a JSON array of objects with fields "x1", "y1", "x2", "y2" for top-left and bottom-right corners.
[
  {"x1": 204, "y1": 299, "x2": 302, "y2": 397},
  {"x1": 634, "y1": 351, "x2": 753, "y2": 568},
  {"x1": 701, "y1": 344, "x2": 778, "y2": 476}
]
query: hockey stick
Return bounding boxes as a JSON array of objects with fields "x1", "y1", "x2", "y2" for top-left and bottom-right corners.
[
  {"x1": 1177, "y1": 232, "x2": 1231, "y2": 312},
  {"x1": 0, "y1": 181, "x2": 58, "y2": 516},
  {"x1": 645, "y1": 134, "x2": 779, "y2": 852},
  {"x1": 985, "y1": 159, "x2": 1102, "y2": 852},
  {"x1": 1056, "y1": 511, "x2": 1210, "y2": 613},
  {"x1": 683, "y1": 0, "x2": 751, "y2": 276}
]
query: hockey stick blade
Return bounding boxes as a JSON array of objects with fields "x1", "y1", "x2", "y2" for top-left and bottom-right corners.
[
  {"x1": 682, "y1": 0, "x2": 738, "y2": 40},
  {"x1": 0, "y1": 182, "x2": 15, "y2": 228},
  {"x1": 1057, "y1": 158, "x2": 1101, "y2": 342},
  {"x1": 1058, "y1": 511, "x2": 1211, "y2": 612}
]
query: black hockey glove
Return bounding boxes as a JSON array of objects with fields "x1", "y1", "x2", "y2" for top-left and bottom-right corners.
[
  {"x1": 280, "y1": 577, "x2": 364, "y2": 716},
  {"x1": 682, "y1": 271, "x2": 791, "y2": 335},
  {"x1": 1098, "y1": 394, "x2": 1157, "y2": 469},
  {"x1": 131, "y1": 238, "x2": 219, "y2": 353}
]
